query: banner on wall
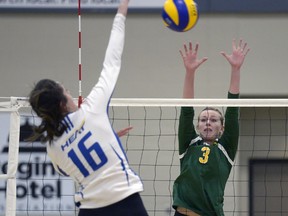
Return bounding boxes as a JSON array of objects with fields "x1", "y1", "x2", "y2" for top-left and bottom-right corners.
[
  {"x1": 0, "y1": 113, "x2": 75, "y2": 216},
  {"x1": 0, "y1": 0, "x2": 166, "y2": 10},
  {"x1": 1, "y1": 0, "x2": 287, "y2": 13}
]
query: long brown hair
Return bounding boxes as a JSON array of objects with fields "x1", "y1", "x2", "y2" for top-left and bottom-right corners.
[{"x1": 28, "y1": 79, "x2": 67, "y2": 144}]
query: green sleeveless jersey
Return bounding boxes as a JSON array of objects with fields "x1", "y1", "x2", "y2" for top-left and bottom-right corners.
[{"x1": 173, "y1": 92, "x2": 239, "y2": 216}]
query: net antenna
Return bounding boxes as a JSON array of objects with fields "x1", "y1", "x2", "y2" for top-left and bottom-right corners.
[{"x1": 78, "y1": 0, "x2": 83, "y2": 107}]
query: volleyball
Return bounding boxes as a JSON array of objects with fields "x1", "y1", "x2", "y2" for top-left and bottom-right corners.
[{"x1": 162, "y1": 0, "x2": 198, "y2": 32}]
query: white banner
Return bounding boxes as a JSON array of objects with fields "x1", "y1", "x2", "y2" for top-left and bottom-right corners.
[
  {"x1": 0, "y1": 113, "x2": 75, "y2": 216},
  {"x1": 0, "y1": 0, "x2": 166, "y2": 10}
]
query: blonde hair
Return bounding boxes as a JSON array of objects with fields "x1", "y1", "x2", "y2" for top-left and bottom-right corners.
[{"x1": 198, "y1": 107, "x2": 224, "y2": 125}]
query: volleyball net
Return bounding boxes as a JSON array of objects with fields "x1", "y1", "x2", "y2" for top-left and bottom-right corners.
[{"x1": 0, "y1": 97, "x2": 288, "y2": 216}]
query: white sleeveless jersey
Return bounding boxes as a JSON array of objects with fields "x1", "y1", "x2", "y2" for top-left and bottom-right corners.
[{"x1": 46, "y1": 14, "x2": 144, "y2": 209}]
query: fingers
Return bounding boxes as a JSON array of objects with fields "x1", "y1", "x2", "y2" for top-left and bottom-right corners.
[
  {"x1": 179, "y1": 43, "x2": 189, "y2": 58},
  {"x1": 189, "y1": 42, "x2": 199, "y2": 54},
  {"x1": 234, "y1": 38, "x2": 249, "y2": 52},
  {"x1": 184, "y1": 43, "x2": 188, "y2": 53},
  {"x1": 238, "y1": 40, "x2": 250, "y2": 56},
  {"x1": 220, "y1": 51, "x2": 229, "y2": 61},
  {"x1": 200, "y1": 57, "x2": 208, "y2": 64},
  {"x1": 180, "y1": 42, "x2": 199, "y2": 55},
  {"x1": 244, "y1": 47, "x2": 250, "y2": 56},
  {"x1": 242, "y1": 41, "x2": 247, "y2": 51},
  {"x1": 232, "y1": 39, "x2": 236, "y2": 50},
  {"x1": 241, "y1": 42, "x2": 250, "y2": 56},
  {"x1": 179, "y1": 49, "x2": 184, "y2": 58},
  {"x1": 194, "y1": 43, "x2": 199, "y2": 54},
  {"x1": 238, "y1": 39, "x2": 243, "y2": 49},
  {"x1": 117, "y1": 126, "x2": 133, "y2": 137}
]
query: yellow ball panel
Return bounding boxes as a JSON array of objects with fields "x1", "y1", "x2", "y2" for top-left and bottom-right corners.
[
  {"x1": 163, "y1": 0, "x2": 180, "y2": 25},
  {"x1": 183, "y1": 0, "x2": 198, "y2": 31}
]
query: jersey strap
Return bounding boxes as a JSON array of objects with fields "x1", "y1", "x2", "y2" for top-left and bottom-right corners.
[
  {"x1": 179, "y1": 136, "x2": 202, "y2": 159},
  {"x1": 217, "y1": 143, "x2": 234, "y2": 165}
]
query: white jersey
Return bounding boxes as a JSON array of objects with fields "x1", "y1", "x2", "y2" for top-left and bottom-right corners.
[{"x1": 46, "y1": 13, "x2": 144, "y2": 209}]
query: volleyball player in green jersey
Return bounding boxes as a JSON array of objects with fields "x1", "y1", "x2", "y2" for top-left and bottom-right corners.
[{"x1": 173, "y1": 39, "x2": 250, "y2": 216}]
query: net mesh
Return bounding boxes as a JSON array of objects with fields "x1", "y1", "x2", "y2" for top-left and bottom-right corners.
[{"x1": 0, "y1": 98, "x2": 288, "y2": 216}]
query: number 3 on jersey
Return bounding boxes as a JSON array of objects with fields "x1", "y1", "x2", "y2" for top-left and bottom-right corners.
[
  {"x1": 199, "y1": 146, "x2": 211, "y2": 164},
  {"x1": 68, "y1": 131, "x2": 108, "y2": 177}
]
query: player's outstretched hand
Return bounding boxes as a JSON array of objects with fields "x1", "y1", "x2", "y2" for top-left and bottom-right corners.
[
  {"x1": 179, "y1": 42, "x2": 208, "y2": 73},
  {"x1": 117, "y1": 126, "x2": 133, "y2": 137},
  {"x1": 221, "y1": 39, "x2": 250, "y2": 70}
]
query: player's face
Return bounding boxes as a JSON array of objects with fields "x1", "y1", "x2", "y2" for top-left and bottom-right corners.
[{"x1": 197, "y1": 110, "x2": 224, "y2": 144}]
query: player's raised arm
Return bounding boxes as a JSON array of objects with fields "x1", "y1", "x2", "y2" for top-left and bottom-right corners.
[
  {"x1": 179, "y1": 42, "x2": 208, "y2": 99},
  {"x1": 221, "y1": 39, "x2": 250, "y2": 94}
]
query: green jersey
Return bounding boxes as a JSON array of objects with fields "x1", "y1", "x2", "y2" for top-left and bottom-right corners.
[{"x1": 173, "y1": 92, "x2": 239, "y2": 216}]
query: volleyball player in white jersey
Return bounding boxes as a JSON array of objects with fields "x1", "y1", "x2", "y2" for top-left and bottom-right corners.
[{"x1": 28, "y1": 0, "x2": 148, "y2": 215}]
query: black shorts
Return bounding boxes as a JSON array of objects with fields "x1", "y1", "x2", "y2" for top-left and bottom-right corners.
[
  {"x1": 78, "y1": 193, "x2": 148, "y2": 216},
  {"x1": 174, "y1": 211, "x2": 186, "y2": 216}
]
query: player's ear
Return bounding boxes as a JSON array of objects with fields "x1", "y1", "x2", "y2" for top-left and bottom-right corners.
[
  {"x1": 219, "y1": 126, "x2": 224, "y2": 137},
  {"x1": 196, "y1": 124, "x2": 200, "y2": 133}
]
